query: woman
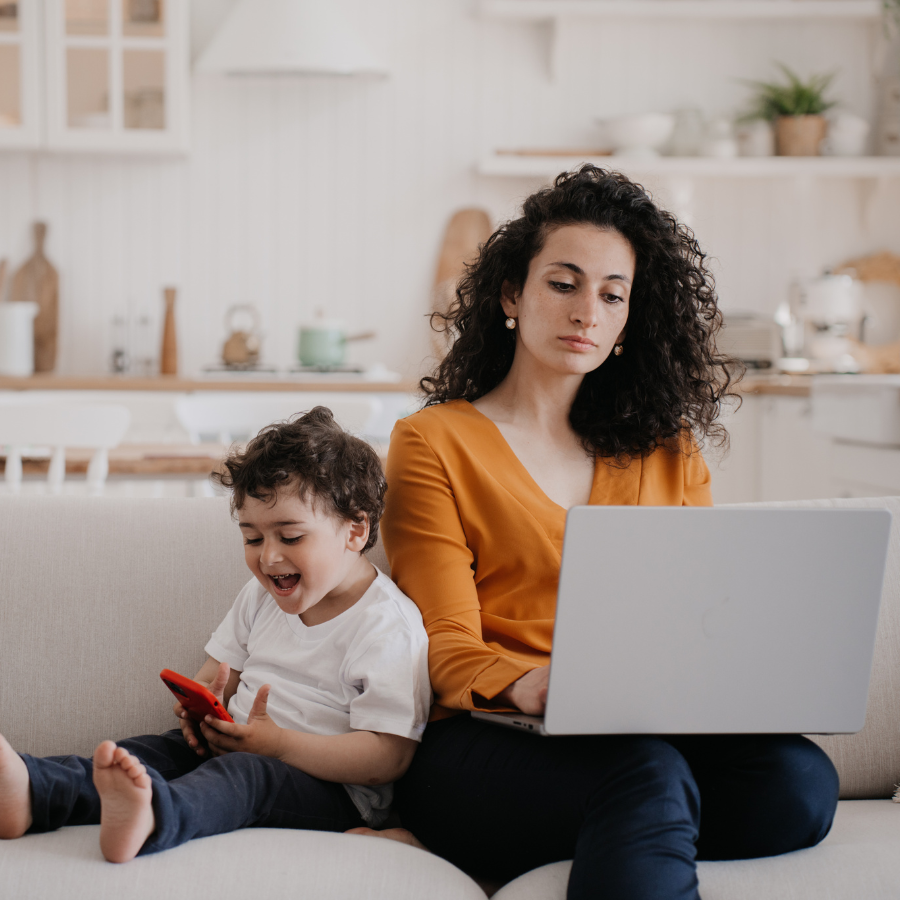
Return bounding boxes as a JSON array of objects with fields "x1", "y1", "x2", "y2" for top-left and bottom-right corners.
[{"x1": 374, "y1": 167, "x2": 839, "y2": 899}]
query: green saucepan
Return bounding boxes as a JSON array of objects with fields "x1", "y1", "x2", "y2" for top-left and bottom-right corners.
[{"x1": 297, "y1": 321, "x2": 376, "y2": 368}]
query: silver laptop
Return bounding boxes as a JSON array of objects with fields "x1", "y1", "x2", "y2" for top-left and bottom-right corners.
[{"x1": 472, "y1": 507, "x2": 891, "y2": 736}]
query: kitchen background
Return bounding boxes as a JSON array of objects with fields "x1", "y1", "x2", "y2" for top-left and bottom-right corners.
[
  {"x1": 1, "y1": 0, "x2": 900, "y2": 502},
  {"x1": 0, "y1": 0, "x2": 897, "y2": 376}
]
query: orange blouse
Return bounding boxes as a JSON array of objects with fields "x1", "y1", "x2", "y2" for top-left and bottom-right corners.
[{"x1": 381, "y1": 400, "x2": 713, "y2": 720}]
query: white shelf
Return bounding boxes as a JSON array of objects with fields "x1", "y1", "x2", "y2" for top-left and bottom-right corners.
[
  {"x1": 478, "y1": 154, "x2": 900, "y2": 179},
  {"x1": 479, "y1": 0, "x2": 883, "y2": 21}
]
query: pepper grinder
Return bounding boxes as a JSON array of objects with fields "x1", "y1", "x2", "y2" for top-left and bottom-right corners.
[{"x1": 160, "y1": 286, "x2": 178, "y2": 375}]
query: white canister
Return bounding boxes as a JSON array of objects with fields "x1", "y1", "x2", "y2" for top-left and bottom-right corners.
[
  {"x1": 736, "y1": 119, "x2": 776, "y2": 157},
  {"x1": 0, "y1": 302, "x2": 39, "y2": 376},
  {"x1": 822, "y1": 112, "x2": 870, "y2": 157}
]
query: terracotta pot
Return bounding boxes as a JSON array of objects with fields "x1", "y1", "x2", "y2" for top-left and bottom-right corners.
[{"x1": 775, "y1": 115, "x2": 827, "y2": 156}]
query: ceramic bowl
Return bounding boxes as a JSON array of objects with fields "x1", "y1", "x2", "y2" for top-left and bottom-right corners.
[{"x1": 600, "y1": 113, "x2": 676, "y2": 158}]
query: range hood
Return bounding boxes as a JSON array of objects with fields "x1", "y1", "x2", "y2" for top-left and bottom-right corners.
[{"x1": 195, "y1": 0, "x2": 388, "y2": 78}]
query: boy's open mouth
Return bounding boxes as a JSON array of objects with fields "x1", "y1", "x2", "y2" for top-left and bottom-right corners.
[{"x1": 270, "y1": 573, "x2": 301, "y2": 593}]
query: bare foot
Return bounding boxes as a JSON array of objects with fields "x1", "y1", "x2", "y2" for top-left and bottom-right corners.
[
  {"x1": 345, "y1": 826, "x2": 429, "y2": 851},
  {"x1": 0, "y1": 733, "x2": 32, "y2": 839},
  {"x1": 93, "y1": 741, "x2": 155, "y2": 863}
]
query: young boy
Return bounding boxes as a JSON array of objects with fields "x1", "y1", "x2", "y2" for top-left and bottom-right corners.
[{"x1": 0, "y1": 407, "x2": 431, "y2": 863}]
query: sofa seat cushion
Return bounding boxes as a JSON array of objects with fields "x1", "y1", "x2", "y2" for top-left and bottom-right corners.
[
  {"x1": 491, "y1": 800, "x2": 900, "y2": 899},
  {"x1": 0, "y1": 827, "x2": 487, "y2": 900}
]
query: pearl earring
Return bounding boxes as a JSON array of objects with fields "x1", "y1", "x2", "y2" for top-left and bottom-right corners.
[
  {"x1": 505, "y1": 317, "x2": 516, "y2": 330},
  {"x1": 613, "y1": 344, "x2": 624, "y2": 356}
]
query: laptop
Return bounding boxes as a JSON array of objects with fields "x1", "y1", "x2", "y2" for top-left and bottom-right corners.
[{"x1": 472, "y1": 507, "x2": 892, "y2": 736}]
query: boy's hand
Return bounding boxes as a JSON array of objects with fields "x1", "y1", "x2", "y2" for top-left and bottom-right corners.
[
  {"x1": 200, "y1": 684, "x2": 284, "y2": 759},
  {"x1": 175, "y1": 661, "x2": 230, "y2": 757}
]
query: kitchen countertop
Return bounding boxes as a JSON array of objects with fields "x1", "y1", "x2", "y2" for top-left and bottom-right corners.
[
  {"x1": 0, "y1": 373, "x2": 812, "y2": 397},
  {"x1": 738, "y1": 374, "x2": 812, "y2": 397},
  {"x1": 0, "y1": 375, "x2": 417, "y2": 393}
]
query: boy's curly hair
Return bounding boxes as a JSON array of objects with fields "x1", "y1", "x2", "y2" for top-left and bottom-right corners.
[
  {"x1": 211, "y1": 407, "x2": 386, "y2": 552},
  {"x1": 422, "y1": 165, "x2": 743, "y2": 460}
]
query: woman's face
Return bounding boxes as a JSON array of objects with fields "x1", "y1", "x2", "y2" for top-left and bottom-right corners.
[{"x1": 501, "y1": 223, "x2": 635, "y2": 377}]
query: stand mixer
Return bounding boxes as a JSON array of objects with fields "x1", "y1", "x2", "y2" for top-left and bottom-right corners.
[{"x1": 803, "y1": 274, "x2": 864, "y2": 373}]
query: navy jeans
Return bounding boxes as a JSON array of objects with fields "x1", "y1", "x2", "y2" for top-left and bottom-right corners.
[
  {"x1": 22, "y1": 730, "x2": 364, "y2": 855},
  {"x1": 395, "y1": 715, "x2": 840, "y2": 899}
]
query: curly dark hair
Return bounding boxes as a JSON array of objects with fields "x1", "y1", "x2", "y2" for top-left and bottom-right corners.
[
  {"x1": 422, "y1": 165, "x2": 742, "y2": 460},
  {"x1": 211, "y1": 406, "x2": 386, "y2": 552}
]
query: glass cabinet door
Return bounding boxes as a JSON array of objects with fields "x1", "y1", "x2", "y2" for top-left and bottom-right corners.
[
  {"x1": 46, "y1": 0, "x2": 188, "y2": 152},
  {"x1": 0, "y1": 1, "x2": 43, "y2": 148}
]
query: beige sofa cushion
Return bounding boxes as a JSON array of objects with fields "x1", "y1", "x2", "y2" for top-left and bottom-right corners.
[
  {"x1": 0, "y1": 828, "x2": 488, "y2": 900},
  {"x1": 491, "y1": 800, "x2": 900, "y2": 900}
]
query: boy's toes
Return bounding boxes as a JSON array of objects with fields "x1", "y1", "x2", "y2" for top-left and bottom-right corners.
[{"x1": 93, "y1": 740, "x2": 118, "y2": 769}]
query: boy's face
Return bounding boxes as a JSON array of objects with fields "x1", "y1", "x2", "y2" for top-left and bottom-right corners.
[{"x1": 238, "y1": 488, "x2": 369, "y2": 617}]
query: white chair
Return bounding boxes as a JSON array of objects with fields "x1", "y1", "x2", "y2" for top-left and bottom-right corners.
[
  {"x1": 0, "y1": 401, "x2": 131, "y2": 496},
  {"x1": 174, "y1": 393, "x2": 383, "y2": 497},
  {"x1": 174, "y1": 393, "x2": 382, "y2": 445}
]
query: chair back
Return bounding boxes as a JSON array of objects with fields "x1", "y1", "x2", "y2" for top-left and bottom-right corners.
[
  {"x1": 174, "y1": 392, "x2": 381, "y2": 444},
  {"x1": 0, "y1": 400, "x2": 130, "y2": 495}
]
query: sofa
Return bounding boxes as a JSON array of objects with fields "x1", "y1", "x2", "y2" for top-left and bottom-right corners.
[{"x1": 0, "y1": 494, "x2": 897, "y2": 900}]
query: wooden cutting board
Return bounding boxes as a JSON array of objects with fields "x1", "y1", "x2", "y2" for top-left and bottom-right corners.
[
  {"x1": 9, "y1": 222, "x2": 59, "y2": 372},
  {"x1": 431, "y1": 208, "x2": 494, "y2": 360}
]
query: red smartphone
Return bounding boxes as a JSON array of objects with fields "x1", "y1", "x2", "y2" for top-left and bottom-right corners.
[{"x1": 160, "y1": 669, "x2": 234, "y2": 724}]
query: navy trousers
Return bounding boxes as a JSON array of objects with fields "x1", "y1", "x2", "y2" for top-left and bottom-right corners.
[
  {"x1": 22, "y1": 730, "x2": 364, "y2": 855},
  {"x1": 395, "y1": 715, "x2": 840, "y2": 899}
]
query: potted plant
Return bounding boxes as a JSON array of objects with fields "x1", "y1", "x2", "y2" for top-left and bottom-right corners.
[{"x1": 744, "y1": 64, "x2": 837, "y2": 156}]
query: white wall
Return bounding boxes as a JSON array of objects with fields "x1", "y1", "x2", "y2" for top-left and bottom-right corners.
[{"x1": 0, "y1": 0, "x2": 897, "y2": 379}]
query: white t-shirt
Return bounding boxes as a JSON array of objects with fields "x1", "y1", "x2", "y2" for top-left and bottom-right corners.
[{"x1": 204, "y1": 567, "x2": 431, "y2": 825}]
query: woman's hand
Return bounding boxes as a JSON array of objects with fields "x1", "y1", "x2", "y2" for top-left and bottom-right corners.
[
  {"x1": 174, "y1": 660, "x2": 230, "y2": 757},
  {"x1": 199, "y1": 684, "x2": 285, "y2": 760},
  {"x1": 496, "y1": 666, "x2": 549, "y2": 716}
]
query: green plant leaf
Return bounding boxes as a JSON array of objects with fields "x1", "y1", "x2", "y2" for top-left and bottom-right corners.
[{"x1": 740, "y1": 63, "x2": 838, "y2": 120}]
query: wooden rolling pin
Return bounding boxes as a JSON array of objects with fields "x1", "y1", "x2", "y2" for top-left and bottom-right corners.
[
  {"x1": 9, "y1": 222, "x2": 59, "y2": 372},
  {"x1": 431, "y1": 209, "x2": 493, "y2": 361}
]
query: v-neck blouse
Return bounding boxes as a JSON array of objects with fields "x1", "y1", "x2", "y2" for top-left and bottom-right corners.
[{"x1": 381, "y1": 399, "x2": 712, "y2": 719}]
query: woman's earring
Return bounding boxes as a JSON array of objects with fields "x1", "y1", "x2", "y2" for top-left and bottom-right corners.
[
  {"x1": 613, "y1": 344, "x2": 624, "y2": 356},
  {"x1": 505, "y1": 317, "x2": 516, "y2": 330}
]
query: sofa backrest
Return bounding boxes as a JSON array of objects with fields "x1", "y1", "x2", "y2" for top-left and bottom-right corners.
[
  {"x1": 0, "y1": 495, "x2": 897, "y2": 798},
  {"x1": 726, "y1": 496, "x2": 900, "y2": 799}
]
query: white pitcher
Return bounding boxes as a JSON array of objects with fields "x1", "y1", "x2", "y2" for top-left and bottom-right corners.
[{"x1": 0, "y1": 302, "x2": 39, "y2": 376}]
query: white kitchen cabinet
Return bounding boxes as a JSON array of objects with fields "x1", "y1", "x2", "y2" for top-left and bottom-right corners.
[
  {"x1": 0, "y1": 0, "x2": 189, "y2": 154},
  {"x1": 828, "y1": 441, "x2": 900, "y2": 498},
  {"x1": 707, "y1": 394, "x2": 761, "y2": 505},
  {"x1": 0, "y1": 0, "x2": 43, "y2": 149},
  {"x1": 809, "y1": 377, "x2": 900, "y2": 498},
  {"x1": 758, "y1": 395, "x2": 833, "y2": 501},
  {"x1": 708, "y1": 392, "x2": 835, "y2": 504}
]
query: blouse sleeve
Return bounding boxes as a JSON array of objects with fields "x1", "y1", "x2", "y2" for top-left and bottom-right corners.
[{"x1": 382, "y1": 417, "x2": 538, "y2": 712}]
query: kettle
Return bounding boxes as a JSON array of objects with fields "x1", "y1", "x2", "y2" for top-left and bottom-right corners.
[
  {"x1": 0, "y1": 301, "x2": 39, "y2": 376},
  {"x1": 221, "y1": 304, "x2": 262, "y2": 368}
]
